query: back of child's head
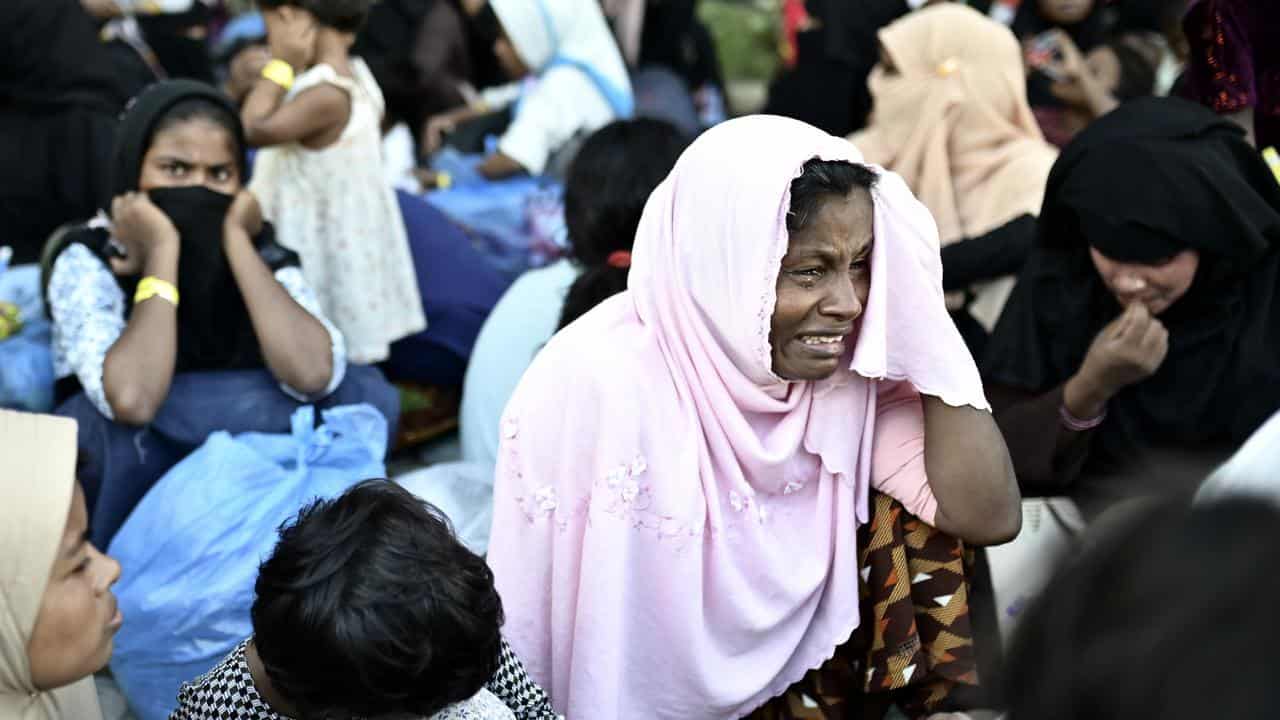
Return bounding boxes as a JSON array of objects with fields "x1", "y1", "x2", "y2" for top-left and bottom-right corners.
[
  {"x1": 251, "y1": 480, "x2": 504, "y2": 718},
  {"x1": 257, "y1": 0, "x2": 372, "y2": 33},
  {"x1": 558, "y1": 119, "x2": 688, "y2": 330}
]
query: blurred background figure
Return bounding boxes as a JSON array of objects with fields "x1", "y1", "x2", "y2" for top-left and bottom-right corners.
[
  {"x1": 1178, "y1": 0, "x2": 1280, "y2": 149},
  {"x1": 851, "y1": 4, "x2": 1058, "y2": 355},
  {"x1": 0, "y1": 0, "x2": 139, "y2": 266},
  {"x1": 1005, "y1": 496, "x2": 1280, "y2": 720}
]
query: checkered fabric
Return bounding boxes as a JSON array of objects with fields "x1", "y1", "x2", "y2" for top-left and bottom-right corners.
[{"x1": 168, "y1": 638, "x2": 561, "y2": 720}]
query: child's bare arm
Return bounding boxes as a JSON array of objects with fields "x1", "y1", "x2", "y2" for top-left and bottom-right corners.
[
  {"x1": 478, "y1": 151, "x2": 526, "y2": 179},
  {"x1": 241, "y1": 81, "x2": 350, "y2": 148}
]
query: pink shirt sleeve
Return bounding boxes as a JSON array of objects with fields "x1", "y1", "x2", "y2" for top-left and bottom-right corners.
[{"x1": 870, "y1": 380, "x2": 937, "y2": 525}]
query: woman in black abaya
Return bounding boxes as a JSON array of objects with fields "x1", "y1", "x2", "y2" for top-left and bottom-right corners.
[{"x1": 984, "y1": 97, "x2": 1280, "y2": 516}]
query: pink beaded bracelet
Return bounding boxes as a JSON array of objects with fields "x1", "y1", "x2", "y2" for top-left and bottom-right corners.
[{"x1": 1059, "y1": 403, "x2": 1106, "y2": 432}]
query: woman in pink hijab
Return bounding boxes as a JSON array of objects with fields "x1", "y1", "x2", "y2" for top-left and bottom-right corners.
[{"x1": 486, "y1": 115, "x2": 1020, "y2": 718}]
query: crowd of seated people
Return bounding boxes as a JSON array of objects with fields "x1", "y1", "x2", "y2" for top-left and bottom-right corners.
[{"x1": 1, "y1": 0, "x2": 1278, "y2": 718}]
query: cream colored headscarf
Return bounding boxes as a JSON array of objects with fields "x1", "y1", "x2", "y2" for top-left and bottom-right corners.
[
  {"x1": 0, "y1": 410, "x2": 103, "y2": 720},
  {"x1": 851, "y1": 3, "x2": 1058, "y2": 330}
]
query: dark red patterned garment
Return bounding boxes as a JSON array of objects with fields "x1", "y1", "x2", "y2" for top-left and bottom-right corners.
[{"x1": 1180, "y1": 0, "x2": 1280, "y2": 149}]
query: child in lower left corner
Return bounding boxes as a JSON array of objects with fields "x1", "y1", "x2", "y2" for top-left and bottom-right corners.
[
  {"x1": 242, "y1": 0, "x2": 426, "y2": 364},
  {"x1": 170, "y1": 479, "x2": 561, "y2": 720}
]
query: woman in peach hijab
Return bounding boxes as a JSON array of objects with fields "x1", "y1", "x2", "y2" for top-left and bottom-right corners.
[
  {"x1": 0, "y1": 410, "x2": 122, "y2": 720},
  {"x1": 852, "y1": 3, "x2": 1058, "y2": 348}
]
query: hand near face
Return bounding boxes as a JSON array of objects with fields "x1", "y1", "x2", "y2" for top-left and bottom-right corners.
[
  {"x1": 225, "y1": 189, "x2": 264, "y2": 237},
  {"x1": 108, "y1": 192, "x2": 179, "y2": 277},
  {"x1": 227, "y1": 44, "x2": 272, "y2": 103},
  {"x1": 1029, "y1": 28, "x2": 1087, "y2": 81},
  {"x1": 1080, "y1": 301, "x2": 1169, "y2": 399},
  {"x1": 265, "y1": 7, "x2": 316, "y2": 72}
]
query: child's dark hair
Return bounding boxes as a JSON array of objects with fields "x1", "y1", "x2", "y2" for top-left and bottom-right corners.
[
  {"x1": 152, "y1": 97, "x2": 246, "y2": 176},
  {"x1": 787, "y1": 159, "x2": 878, "y2": 234},
  {"x1": 251, "y1": 480, "x2": 504, "y2": 718},
  {"x1": 257, "y1": 0, "x2": 372, "y2": 33},
  {"x1": 1104, "y1": 39, "x2": 1157, "y2": 102},
  {"x1": 557, "y1": 119, "x2": 687, "y2": 330}
]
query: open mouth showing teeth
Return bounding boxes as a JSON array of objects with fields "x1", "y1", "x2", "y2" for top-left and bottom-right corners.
[{"x1": 799, "y1": 335, "x2": 844, "y2": 346}]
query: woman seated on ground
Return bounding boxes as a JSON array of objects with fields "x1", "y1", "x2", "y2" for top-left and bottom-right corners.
[
  {"x1": 486, "y1": 115, "x2": 1021, "y2": 718},
  {"x1": 982, "y1": 97, "x2": 1280, "y2": 518},
  {"x1": 460, "y1": 118, "x2": 686, "y2": 468},
  {"x1": 421, "y1": 0, "x2": 633, "y2": 179},
  {"x1": 172, "y1": 480, "x2": 557, "y2": 720},
  {"x1": 0, "y1": 410, "x2": 122, "y2": 720},
  {"x1": 851, "y1": 3, "x2": 1059, "y2": 355},
  {"x1": 43, "y1": 80, "x2": 399, "y2": 548}
]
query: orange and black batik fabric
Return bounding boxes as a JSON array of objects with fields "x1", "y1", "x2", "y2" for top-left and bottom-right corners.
[{"x1": 746, "y1": 493, "x2": 980, "y2": 720}]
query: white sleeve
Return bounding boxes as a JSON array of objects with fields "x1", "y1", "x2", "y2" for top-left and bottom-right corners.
[
  {"x1": 47, "y1": 244, "x2": 127, "y2": 420},
  {"x1": 480, "y1": 82, "x2": 523, "y2": 111},
  {"x1": 497, "y1": 68, "x2": 614, "y2": 175},
  {"x1": 272, "y1": 266, "x2": 348, "y2": 398}
]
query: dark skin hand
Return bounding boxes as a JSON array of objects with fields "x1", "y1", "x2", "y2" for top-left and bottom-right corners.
[
  {"x1": 101, "y1": 192, "x2": 181, "y2": 426},
  {"x1": 101, "y1": 117, "x2": 333, "y2": 425},
  {"x1": 420, "y1": 103, "x2": 527, "y2": 179},
  {"x1": 241, "y1": 6, "x2": 351, "y2": 150},
  {"x1": 771, "y1": 187, "x2": 1020, "y2": 545},
  {"x1": 223, "y1": 191, "x2": 334, "y2": 395}
]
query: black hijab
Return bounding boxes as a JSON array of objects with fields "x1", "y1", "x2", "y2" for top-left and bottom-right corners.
[
  {"x1": 983, "y1": 97, "x2": 1280, "y2": 472},
  {"x1": 109, "y1": 80, "x2": 246, "y2": 198}
]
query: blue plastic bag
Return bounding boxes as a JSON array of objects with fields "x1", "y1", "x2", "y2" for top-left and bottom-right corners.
[
  {"x1": 108, "y1": 404, "x2": 389, "y2": 720},
  {"x1": 0, "y1": 249, "x2": 55, "y2": 411}
]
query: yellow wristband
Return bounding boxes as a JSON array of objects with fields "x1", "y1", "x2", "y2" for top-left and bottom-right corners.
[
  {"x1": 1263, "y1": 146, "x2": 1280, "y2": 186},
  {"x1": 261, "y1": 59, "x2": 296, "y2": 91},
  {"x1": 134, "y1": 277, "x2": 179, "y2": 308}
]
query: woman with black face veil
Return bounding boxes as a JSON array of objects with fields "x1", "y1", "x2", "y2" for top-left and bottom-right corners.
[
  {"x1": 41, "y1": 80, "x2": 400, "y2": 549},
  {"x1": 983, "y1": 97, "x2": 1280, "y2": 517}
]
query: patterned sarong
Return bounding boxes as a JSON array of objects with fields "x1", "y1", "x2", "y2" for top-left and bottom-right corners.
[{"x1": 746, "y1": 493, "x2": 981, "y2": 719}]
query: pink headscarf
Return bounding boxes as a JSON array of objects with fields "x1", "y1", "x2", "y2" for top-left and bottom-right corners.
[{"x1": 487, "y1": 115, "x2": 988, "y2": 718}]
